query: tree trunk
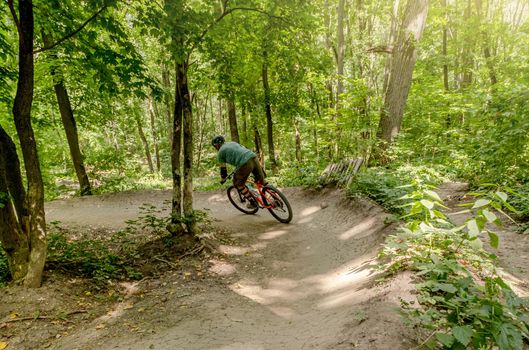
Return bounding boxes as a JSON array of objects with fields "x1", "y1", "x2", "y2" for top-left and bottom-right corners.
[
  {"x1": 162, "y1": 63, "x2": 174, "y2": 147},
  {"x1": 441, "y1": 0, "x2": 451, "y2": 129},
  {"x1": 382, "y1": 0, "x2": 401, "y2": 96},
  {"x1": 148, "y1": 98, "x2": 161, "y2": 172},
  {"x1": 442, "y1": 0, "x2": 449, "y2": 92},
  {"x1": 136, "y1": 115, "x2": 154, "y2": 173},
  {"x1": 294, "y1": 117, "x2": 302, "y2": 163},
  {"x1": 42, "y1": 31, "x2": 92, "y2": 196},
  {"x1": 253, "y1": 125, "x2": 265, "y2": 167},
  {"x1": 0, "y1": 127, "x2": 26, "y2": 219},
  {"x1": 475, "y1": 0, "x2": 497, "y2": 88},
  {"x1": 195, "y1": 93, "x2": 208, "y2": 169},
  {"x1": 334, "y1": 0, "x2": 346, "y2": 158},
  {"x1": 0, "y1": 126, "x2": 30, "y2": 282},
  {"x1": 179, "y1": 61, "x2": 199, "y2": 235},
  {"x1": 169, "y1": 61, "x2": 183, "y2": 234},
  {"x1": 377, "y1": 0, "x2": 429, "y2": 145},
  {"x1": 336, "y1": 0, "x2": 346, "y2": 104},
  {"x1": 227, "y1": 95, "x2": 239, "y2": 143},
  {"x1": 261, "y1": 57, "x2": 278, "y2": 172},
  {"x1": 459, "y1": 0, "x2": 474, "y2": 89},
  {"x1": 10, "y1": 0, "x2": 47, "y2": 288}
]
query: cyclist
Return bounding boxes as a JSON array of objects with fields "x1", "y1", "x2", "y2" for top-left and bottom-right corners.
[{"x1": 212, "y1": 135, "x2": 266, "y2": 209}]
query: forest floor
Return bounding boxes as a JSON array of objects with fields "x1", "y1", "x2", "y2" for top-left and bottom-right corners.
[{"x1": 1, "y1": 184, "x2": 528, "y2": 350}]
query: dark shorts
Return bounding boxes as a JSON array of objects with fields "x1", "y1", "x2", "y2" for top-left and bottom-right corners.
[{"x1": 233, "y1": 157, "x2": 266, "y2": 187}]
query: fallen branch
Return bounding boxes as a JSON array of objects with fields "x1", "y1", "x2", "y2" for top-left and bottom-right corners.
[
  {"x1": 3, "y1": 310, "x2": 88, "y2": 323},
  {"x1": 153, "y1": 256, "x2": 178, "y2": 268}
]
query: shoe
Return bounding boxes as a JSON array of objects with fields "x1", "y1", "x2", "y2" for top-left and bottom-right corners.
[{"x1": 246, "y1": 200, "x2": 258, "y2": 209}]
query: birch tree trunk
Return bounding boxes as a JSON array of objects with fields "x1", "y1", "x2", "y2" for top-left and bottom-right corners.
[{"x1": 377, "y1": 0, "x2": 429, "y2": 145}]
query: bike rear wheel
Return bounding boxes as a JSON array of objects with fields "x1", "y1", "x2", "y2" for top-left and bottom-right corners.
[
  {"x1": 262, "y1": 185, "x2": 293, "y2": 223},
  {"x1": 227, "y1": 185, "x2": 259, "y2": 215}
]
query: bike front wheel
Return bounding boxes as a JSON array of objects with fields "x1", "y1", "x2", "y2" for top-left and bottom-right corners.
[
  {"x1": 262, "y1": 185, "x2": 293, "y2": 223},
  {"x1": 227, "y1": 185, "x2": 259, "y2": 215}
]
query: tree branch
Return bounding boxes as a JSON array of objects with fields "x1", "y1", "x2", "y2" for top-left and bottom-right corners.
[
  {"x1": 6, "y1": 0, "x2": 20, "y2": 33},
  {"x1": 187, "y1": 6, "x2": 288, "y2": 60},
  {"x1": 33, "y1": 4, "x2": 109, "y2": 53}
]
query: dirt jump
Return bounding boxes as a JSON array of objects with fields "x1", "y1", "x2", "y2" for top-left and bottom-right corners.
[
  {"x1": 29, "y1": 187, "x2": 413, "y2": 350},
  {"x1": 5, "y1": 185, "x2": 528, "y2": 349}
]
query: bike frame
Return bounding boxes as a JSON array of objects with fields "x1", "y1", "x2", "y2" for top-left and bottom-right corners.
[
  {"x1": 225, "y1": 171, "x2": 274, "y2": 209},
  {"x1": 246, "y1": 179, "x2": 274, "y2": 209}
]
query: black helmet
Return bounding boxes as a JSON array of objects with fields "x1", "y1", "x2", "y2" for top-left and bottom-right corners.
[{"x1": 211, "y1": 135, "x2": 225, "y2": 147}]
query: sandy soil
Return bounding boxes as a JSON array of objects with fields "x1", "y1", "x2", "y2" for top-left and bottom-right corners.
[{"x1": 2, "y1": 184, "x2": 526, "y2": 350}]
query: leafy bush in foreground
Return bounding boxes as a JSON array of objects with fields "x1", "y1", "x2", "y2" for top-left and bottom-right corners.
[{"x1": 380, "y1": 183, "x2": 529, "y2": 349}]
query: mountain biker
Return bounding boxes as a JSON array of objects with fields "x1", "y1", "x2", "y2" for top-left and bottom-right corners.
[{"x1": 212, "y1": 135, "x2": 266, "y2": 209}]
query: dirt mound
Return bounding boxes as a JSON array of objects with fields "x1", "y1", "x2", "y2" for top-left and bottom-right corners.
[{"x1": 2, "y1": 187, "x2": 418, "y2": 350}]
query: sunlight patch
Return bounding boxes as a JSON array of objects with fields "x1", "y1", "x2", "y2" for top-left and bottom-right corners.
[
  {"x1": 209, "y1": 259, "x2": 237, "y2": 276},
  {"x1": 259, "y1": 230, "x2": 287, "y2": 240},
  {"x1": 207, "y1": 194, "x2": 226, "y2": 202},
  {"x1": 338, "y1": 217, "x2": 378, "y2": 240},
  {"x1": 218, "y1": 245, "x2": 252, "y2": 255},
  {"x1": 300, "y1": 206, "x2": 321, "y2": 217}
]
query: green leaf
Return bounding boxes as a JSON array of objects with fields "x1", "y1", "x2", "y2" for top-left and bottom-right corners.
[
  {"x1": 433, "y1": 282, "x2": 457, "y2": 293},
  {"x1": 420, "y1": 199, "x2": 435, "y2": 210},
  {"x1": 452, "y1": 325, "x2": 472, "y2": 346},
  {"x1": 467, "y1": 219, "x2": 480, "y2": 237},
  {"x1": 495, "y1": 191, "x2": 508, "y2": 201},
  {"x1": 472, "y1": 198, "x2": 490, "y2": 209},
  {"x1": 487, "y1": 231, "x2": 499, "y2": 249},
  {"x1": 482, "y1": 209, "x2": 497, "y2": 223},
  {"x1": 469, "y1": 239, "x2": 484, "y2": 250},
  {"x1": 495, "y1": 323, "x2": 523, "y2": 350},
  {"x1": 424, "y1": 190, "x2": 442, "y2": 201},
  {"x1": 435, "y1": 332, "x2": 454, "y2": 347}
]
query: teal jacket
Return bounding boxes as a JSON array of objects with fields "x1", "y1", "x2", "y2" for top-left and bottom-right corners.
[{"x1": 217, "y1": 142, "x2": 256, "y2": 170}]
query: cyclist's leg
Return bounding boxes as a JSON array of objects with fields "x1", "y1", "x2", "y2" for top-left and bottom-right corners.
[
  {"x1": 233, "y1": 162, "x2": 256, "y2": 204},
  {"x1": 249, "y1": 157, "x2": 267, "y2": 186}
]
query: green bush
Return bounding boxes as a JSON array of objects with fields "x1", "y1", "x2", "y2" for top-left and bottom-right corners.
[
  {"x1": 347, "y1": 165, "x2": 449, "y2": 213},
  {"x1": 380, "y1": 183, "x2": 529, "y2": 349},
  {"x1": 47, "y1": 232, "x2": 142, "y2": 287}
]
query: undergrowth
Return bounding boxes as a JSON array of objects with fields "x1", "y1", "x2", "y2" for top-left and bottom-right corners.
[
  {"x1": 347, "y1": 164, "x2": 450, "y2": 213},
  {"x1": 380, "y1": 181, "x2": 529, "y2": 349}
]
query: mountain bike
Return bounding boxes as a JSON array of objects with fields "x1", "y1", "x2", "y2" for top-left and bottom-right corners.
[{"x1": 221, "y1": 174, "x2": 293, "y2": 224}]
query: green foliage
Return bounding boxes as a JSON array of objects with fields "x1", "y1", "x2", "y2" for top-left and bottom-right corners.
[
  {"x1": 273, "y1": 163, "x2": 321, "y2": 187},
  {"x1": 508, "y1": 183, "x2": 529, "y2": 223},
  {"x1": 347, "y1": 165, "x2": 449, "y2": 213},
  {"x1": 47, "y1": 232, "x2": 142, "y2": 288},
  {"x1": 380, "y1": 183, "x2": 529, "y2": 349},
  {"x1": 92, "y1": 173, "x2": 170, "y2": 195}
]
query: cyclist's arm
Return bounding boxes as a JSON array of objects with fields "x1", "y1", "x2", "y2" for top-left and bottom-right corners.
[{"x1": 220, "y1": 164, "x2": 228, "y2": 179}]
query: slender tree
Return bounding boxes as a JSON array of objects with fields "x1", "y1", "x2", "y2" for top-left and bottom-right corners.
[
  {"x1": 4, "y1": 0, "x2": 47, "y2": 287},
  {"x1": 377, "y1": 0, "x2": 429, "y2": 145}
]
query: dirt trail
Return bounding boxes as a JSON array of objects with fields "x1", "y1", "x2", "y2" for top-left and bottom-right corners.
[{"x1": 44, "y1": 187, "x2": 416, "y2": 350}]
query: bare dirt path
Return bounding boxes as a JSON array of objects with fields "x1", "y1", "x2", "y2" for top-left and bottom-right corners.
[{"x1": 43, "y1": 188, "x2": 416, "y2": 350}]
